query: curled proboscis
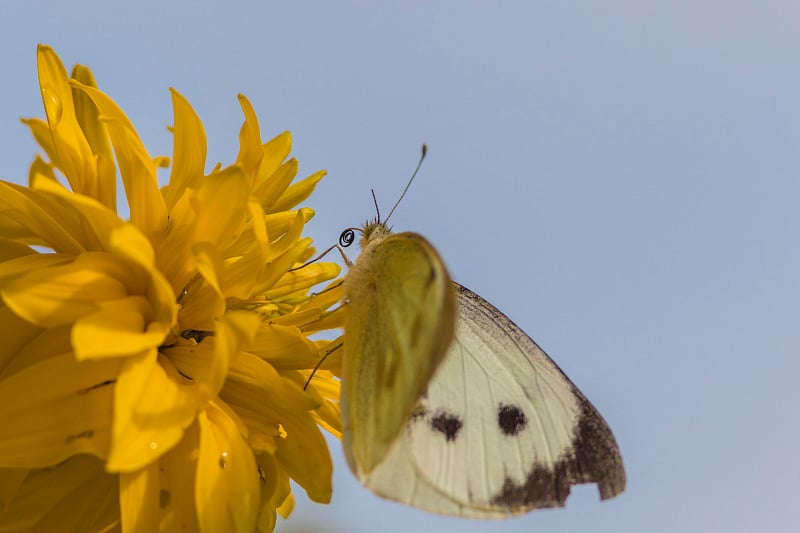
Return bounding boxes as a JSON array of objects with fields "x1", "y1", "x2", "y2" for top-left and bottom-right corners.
[{"x1": 339, "y1": 228, "x2": 356, "y2": 247}]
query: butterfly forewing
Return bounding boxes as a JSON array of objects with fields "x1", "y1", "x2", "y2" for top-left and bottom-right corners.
[{"x1": 342, "y1": 231, "x2": 456, "y2": 475}]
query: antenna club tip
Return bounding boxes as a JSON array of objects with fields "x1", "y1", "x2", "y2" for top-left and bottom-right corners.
[{"x1": 421, "y1": 143, "x2": 427, "y2": 158}]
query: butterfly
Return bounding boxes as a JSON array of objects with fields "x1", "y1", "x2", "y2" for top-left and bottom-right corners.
[
  {"x1": 350, "y1": 281, "x2": 626, "y2": 517},
  {"x1": 339, "y1": 146, "x2": 625, "y2": 517}
]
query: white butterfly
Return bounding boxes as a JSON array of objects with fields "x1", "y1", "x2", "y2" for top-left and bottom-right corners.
[{"x1": 354, "y1": 282, "x2": 626, "y2": 518}]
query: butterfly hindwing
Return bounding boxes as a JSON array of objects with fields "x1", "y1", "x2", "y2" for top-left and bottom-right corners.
[
  {"x1": 342, "y1": 231, "x2": 456, "y2": 475},
  {"x1": 358, "y1": 283, "x2": 625, "y2": 517}
]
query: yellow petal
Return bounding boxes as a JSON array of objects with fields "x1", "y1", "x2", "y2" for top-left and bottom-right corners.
[
  {"x1": 26, "y1": 154, "x2": 60, "y2": 188},
  {"x1": 36, "y1": 45, "x2": 97, "y2": 197},
  {"x1": 271, "y1": 170, "x2": 326, "y2": 213},
  {"x1": 70, "y1": 81, "x2": 168, "y2": 241},
  {"x1": 0, "y1": 305, "x2": 43, "y2": 374},
  {"x1": 277, "y1": 492, "x2": 294, "y2": 519},
  {"x1": 108, "y1": 350, "x2": 198, "y2": 471},
  {"x1": 163, "y1": 88, "x2": 208, "y2": 210},
  {"x1": 0, "y1": 467, "x2": 27, "y2": 510},
  {"x1": 2, "y1": 254, "x2": 128, "y2": 328},
  {"x1": 193, "y1": 242, "x2": 225, "y2": 309},
  {"x1": 245, "y1": 324, "x2": 320, "y2": 370},
  {"x1": 263, "y1": 262, "x2": 341, "y2": 301},
  {"x1": 253, "y1": 131, "x2": 292, "y2": 198},
  {"x1": 0, "y1": 181, "x2": 87, "y2": 254},
  {"x1": 0, "y1": 325, "x2": 71, "y2": 381},
  {"x1": 284, "y1": 370, "x2": 342, "y2": 438},
  {"x1": 29, "y1": 170, "x2": 124, "y2": 253},
  {"x1": 193, "y1": 165, "x2": 249, "y2": 250},
  {"x1": 201, "y1": 311, "x2": 261, "y2": 401},
  {"x1": 221, "y1": 354, "x2": 331, "y2": 503},
  {"x1": 119, "y1": 460, "x2": 160, "y2": 533},
  {"x1": 157, "y1": 421, "x2": 201, "y2": 531},
  {"x1": 196, "y1": 403, "x2": 260, "y2": 533},
  {"x1": 70, "y1": 63, "x2": 116, "y2": 210},
  {"x1": 119, "y1": 419, "x2": 202, "y2": 533},
  {"x1": 274, "y1": 405, "x2": 332, "y2": 504},
  {"x1": 72, "y1": 296, "x2": 166, "y2": 360},
  {"x1": 0, "y1": 455, "x2": 117, "y2": 532},
  {"x1": 20, "y1": 118, "x2": 58, "y2": 168},
  {"x1": 259, "y1": 159, "x2": 298, "y2": 213},
  {"x1": 254, "y1": 453, "x2": 284, "y2": 532},
  {"x1": 0, "y1": 353, "x2": 122, "y2": 468},
  {"x1": 255, "y1": 237, "x2": 313, "y2": 295},
  {"x1": 235, "y1": 95, "x2": 264, "y2": 184},
  {"x1": 263, "y1": 208, "x2": 314, "y2": 243}
]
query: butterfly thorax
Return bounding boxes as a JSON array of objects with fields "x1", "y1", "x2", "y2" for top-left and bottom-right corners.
[{"x1": 360, "y1": 220, "x2": 392, "y2": 248}]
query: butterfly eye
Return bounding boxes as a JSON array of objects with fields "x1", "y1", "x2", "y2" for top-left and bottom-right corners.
[{"x1": 339, "y1": 228, "x2": 356, "y2": 247}]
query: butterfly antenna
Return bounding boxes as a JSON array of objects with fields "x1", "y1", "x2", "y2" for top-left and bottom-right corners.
[
  {"x1": 384, "y1": 143, "x2": 427, "y2": 224},
  {"x1": 371, "y1": 189, "x2": 381, "y2": 223}
]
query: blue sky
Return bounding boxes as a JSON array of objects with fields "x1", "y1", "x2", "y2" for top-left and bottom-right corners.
[{"x1": 1, "y1": 2, "x2": 798, "y2": 532}]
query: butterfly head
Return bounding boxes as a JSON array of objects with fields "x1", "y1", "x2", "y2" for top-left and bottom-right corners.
[
  {"x1": 360, "y1": 219, "x2": 392, "y2": 247},
  {"x1": 338, "y1": 219, "x2": 392, "y2": 251}
]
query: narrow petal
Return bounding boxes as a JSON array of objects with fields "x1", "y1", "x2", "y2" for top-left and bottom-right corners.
[
  {"x1": 274, "y1": 408, "x2": 332, "y2": 504},
  {"x1": 0, "y1": 181, "x2": 87, "y2": 254},
  {"x1": 0, "y1": 305, "x2": 43, "y2": 375},
  {"x1": 0, "y1": 353, "x2": 121, "y2": 468},
  {"x1": 2, "y1": 254, "x2": 129, "y2": 328},
  {"x1": 208, "y1": 311, "x2": 261, "y2": 397},
  {"x1": 235, "y1": 95, "x2": 264, "y2": 185},
  {"x1": 36, "y1": 45, "x2": 97, "y2": 197},
  {"x1": 193, "y1": 166, "x2": 250, "y2": 251},
  {"x1": 108, "y1": 350, "x2": 198, "y2": 471},
  {"x1": 263, "y1": 262, "x2": 341, "y2": 301},
  {"x1": 271, "y1": 170, "x2": 326, "y2": 213},
  {"x1": 70, "y1": 81, "x2": 168, "y2": 241},
  {"x1": 28, "y1": 175, "x2": 123, "y2": 253},
  {"x1": 120, "y1": 423, "x2": 205, "y2": 532},
  {"x1": 196, "y1": 404, "x2": 260, "y2": 533},
  {"x1": 263, "y1": 208, "x2": 315, "y2": 243},
  {"x1": 0, "y1": 455, "x2": 117, "y2": 533},
  {"x1": 118, "y1": 461, "x2": 159, "y2": 533},
  {"x1": 70, "y1": 63, "x2": 116, "y2": 210},
  {"x1": 221, "y1": 354, "x2": 331, "y2": 502},
  {"x1": 0, "y1": 325, "x2": 71, "y2": 380},
  {"x1": 245, "y1": 324, "x2": 320, "y2": 370},
  {"x1": 72, "y1": 296, "x2": 165, "y2": 360},
  {"x1": 259, "y1": 159, "x2": 298, "y2": 213},
  {"x1": 163, "y1": 88, "x2": 208, "y2": 210},
  {"x1": 156, "y1": 421, "x2": 201, "y2": 531},
  {"x1": 254, "y1": 131, "x2": 292, "y2": 196},
  {"x1": 254, "y1": 454, "x2": 284, "y2": 532},
  {"x1": 20, "y1": 118, "x2": 59, "y2": 170}
]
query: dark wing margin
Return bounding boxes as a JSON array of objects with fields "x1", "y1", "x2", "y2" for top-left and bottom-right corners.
[
  {"x1": 454, "y1": 282, "x2": 626, "y2": 511},
  {"x1": 489, "y1": 397, "x2": 626, "y2": 511}
]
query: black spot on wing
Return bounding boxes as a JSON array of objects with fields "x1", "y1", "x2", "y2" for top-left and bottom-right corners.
[
  {"x1": 410, "y1": 405, "x2": 428, "y2": 423},
  {"x1": 489, "y1": 398, "x2": 626, "y2": 511},
  {"x1": 430, "y1": 410, "x2": 463, "y2": 442},
  {"x1": 497, "y1": 403, "x2": 527, "y2": 436}
]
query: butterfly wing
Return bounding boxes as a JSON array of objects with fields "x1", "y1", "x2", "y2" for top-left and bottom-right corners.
[
  {"x1": 342, "y1": 232, "x2": 456, "y2": 475},
  {"x1": 358, "y1": 283, "x2": 625, "y2": 517}
]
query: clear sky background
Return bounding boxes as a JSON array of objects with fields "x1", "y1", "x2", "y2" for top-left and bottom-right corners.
[{"x1": 1, "y1": 2, "x2": 798, "y2": 532}]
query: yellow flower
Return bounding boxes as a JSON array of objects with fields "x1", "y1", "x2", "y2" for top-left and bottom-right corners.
[{"x1": 0, "y1": 45, "x2": 345, "y2": 532}]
